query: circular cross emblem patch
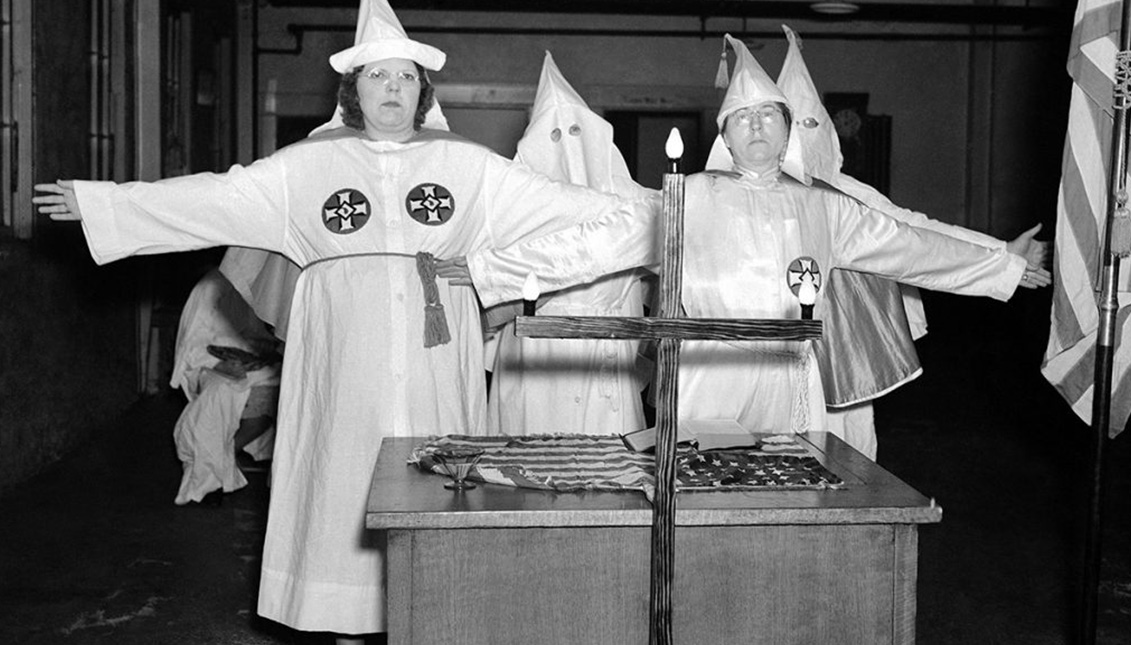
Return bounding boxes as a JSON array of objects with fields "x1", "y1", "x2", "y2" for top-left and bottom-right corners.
[
  {"x1": 405, "y1": 183, "x2": 455, "y2": 226},
  {"x1": 322, "y1": 188, "x2": 370, "y2": 234},
  {"x1": 786, "y1": 256, "x2": 822, "y2": 298}
]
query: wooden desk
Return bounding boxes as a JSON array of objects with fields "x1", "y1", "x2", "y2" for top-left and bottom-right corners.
[{"x1": 366, "y1": 433, "x2": 941, "y2": 645}]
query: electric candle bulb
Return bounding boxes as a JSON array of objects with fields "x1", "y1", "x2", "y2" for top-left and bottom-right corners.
[
  {"x1": 798, "y1": 279, "x2": 817, "y2": 320},
  {"x1": 798, "y1": 280, "x2": 817, "y2": 306},
  {"x1": 522, "y1": 272, "x2": 540, "y2": 316},
  {"x1": 665, "y1": 128, "x2": 684, "y2": 173}
]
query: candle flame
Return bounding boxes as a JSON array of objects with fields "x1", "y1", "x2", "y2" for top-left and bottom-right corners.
[
  {"x1": 665, "y1": 127, "x2": 684, "y2": 160},
  {"x1": 798, "y1": 280, "x2": 817, "y2": 306},
  {"x1": 522, "y1": 272, "x2": 541, "y2": 301}
]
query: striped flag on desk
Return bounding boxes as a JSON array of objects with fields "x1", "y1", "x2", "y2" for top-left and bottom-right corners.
[
  {"x1": 1042, "y1": 0, "x2": 1131, "y2": 437},
  {"x1": 412, "y1": 434, "x2": 656, "y2": 494},
  {"x1": 409, "y1": 434, "x2": 844, "y2": 499}
]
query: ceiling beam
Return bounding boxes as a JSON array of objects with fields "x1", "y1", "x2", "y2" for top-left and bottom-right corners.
[{"x1": 264, "y1": 0, "x2": 1071, "y2": 28}]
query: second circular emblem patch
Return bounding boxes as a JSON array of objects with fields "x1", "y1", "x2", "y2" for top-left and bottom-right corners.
[{"x1": 405, "y1": 183, "x2": 455, "y2": 226}]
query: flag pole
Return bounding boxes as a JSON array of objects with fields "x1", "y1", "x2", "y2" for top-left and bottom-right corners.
[{"x1": 1080, "y1": 2, "x2": 1131, "y2": 642}]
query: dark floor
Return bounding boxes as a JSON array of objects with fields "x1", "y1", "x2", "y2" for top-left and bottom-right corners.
[{"x1": 2, "y1": 291, "x2": 1131, "y2": 644}]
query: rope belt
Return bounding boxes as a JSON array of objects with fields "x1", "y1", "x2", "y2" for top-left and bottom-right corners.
[
  {"x1": 302, "y1": 251, "x2": 451, "y2": 348},
  {"x1": 415, "y1": 252, "x2": 451, "y2": 348}
]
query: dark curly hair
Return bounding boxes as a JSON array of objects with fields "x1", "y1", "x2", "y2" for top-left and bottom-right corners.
[{"x1": 338, "y1": 62, "x2": 435, "y2": 133}]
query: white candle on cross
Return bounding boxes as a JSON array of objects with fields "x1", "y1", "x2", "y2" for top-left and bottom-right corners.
[
  {"x1": 665, "y1": 128, "x2": 683, "y2": 174},
  {"x1": 522, "y1": 272, "x2": 540, "y2": 317},
  {"x1": 798, "y1": 279, "x2": 817, "y2": 320}
]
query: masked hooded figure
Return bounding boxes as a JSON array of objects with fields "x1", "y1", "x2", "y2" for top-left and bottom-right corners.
[
  {"x1": 485, "y1": 52, "x2": 655, "y2": 436},
  {"x1": 459, "y1": 33, "x2": 1036, "y2": 449},
  {"x1": 770, "y1": 25, "x2": 1043, "y2": 457}
]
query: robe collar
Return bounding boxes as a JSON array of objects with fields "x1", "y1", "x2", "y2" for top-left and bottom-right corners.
[{"x1": 732, "y1": 164, "x2": 783, "y2": 189}]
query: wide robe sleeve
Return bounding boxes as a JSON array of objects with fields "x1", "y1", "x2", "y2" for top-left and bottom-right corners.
[
  {"x1": 467, "y1": 197, "x2": 660, "y2": 308},
  {"x1": 72, "y1": 155, "x2": 290, "y2": 266},
  {"x1": 833, "y1": 174, "x2": 1004, "y2": 249},
  {"x1": 474, "y1": 154, "x2": 652, "y2": 247},
  {"x1": 825, "y1": 191, "x2": 1025, "y2": 301}
]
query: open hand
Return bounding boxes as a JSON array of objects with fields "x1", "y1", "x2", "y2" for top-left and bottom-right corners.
[
  {"x1": 1006, "y1": 223, "x2": 1049, "y2": 271},
  {"x1": 435, "y1": 256, "x2": 473, "y2": 286},
  {"x1": 32, "y1": 181, "x2": 81, "y2": 220}
]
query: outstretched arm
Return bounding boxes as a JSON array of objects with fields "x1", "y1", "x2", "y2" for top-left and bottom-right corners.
[
  {"x1": 32, "y1": 181, "x2": 82, "y2": 220},
  {"x1": 833, "y1": 196, "x2": 1049, "y2": 299},
  {"x1": 459, "y1": 204, "x2": 659, "y2": 309},
  {"x1": 834, "y1": 173, "x2": 1050, "y2": 274},
  {"x1": 31, "y1": 156, "x2": 293, "y2": 266}
]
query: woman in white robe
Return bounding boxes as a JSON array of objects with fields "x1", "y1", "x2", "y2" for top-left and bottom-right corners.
[
  {"x1": 35, "y1": 50, "x2": 653, "y2": 645},
  {"x1": 443, "y1": 35, "x2": 1050, "y2": 446}
]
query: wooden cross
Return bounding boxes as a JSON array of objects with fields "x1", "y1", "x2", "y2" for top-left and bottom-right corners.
[{"x1": 514, "y1": 129, "x2": 823, "y2": 645}]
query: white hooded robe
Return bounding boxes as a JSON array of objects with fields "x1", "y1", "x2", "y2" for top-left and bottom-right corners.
[
  {"x1": 485, "y1": 53, "x2": 655, "y2": 436},
  {"x1": 468, "y1": 168, "x2": 1025, "y2": 439},
  {"x1": 71, "y1": 128, "x2": 650, "y2": 633}
]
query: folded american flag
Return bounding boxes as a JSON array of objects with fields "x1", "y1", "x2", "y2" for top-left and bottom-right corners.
[{"x1": 409, "y1": 434, "x2": 844, "y2": 500}]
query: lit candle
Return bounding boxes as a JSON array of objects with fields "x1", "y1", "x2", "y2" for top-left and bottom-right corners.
[
  {"x1": 665, "y1": 127, "x2": 684, "y2": 175},
  {"x1": 658, "y1": 127, "x2": 685, "y2": 319},
  {"x1": 798, "y1": 279, "x2": 817, "y2": 320},
  {"x1": 522, "y1": 272, "x2": 540, "y2": 316}
]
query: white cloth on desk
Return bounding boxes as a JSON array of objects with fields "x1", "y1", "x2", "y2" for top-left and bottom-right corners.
[
  {"x1": 468, "y1": 169, "x2": 1024, "y2": 451},
  {"x1": 71, "y1": 128, "x2": 652, "y2": 634}
]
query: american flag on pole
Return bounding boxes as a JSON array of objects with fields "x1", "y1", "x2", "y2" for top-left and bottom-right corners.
[{"x1": 1042, "y1": 0, "x2": 1131, "y2": 437}]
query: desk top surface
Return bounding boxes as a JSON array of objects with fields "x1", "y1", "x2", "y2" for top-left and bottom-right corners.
[{"x1": 366, "y1": 433, "x2": 942, "y2": 530}]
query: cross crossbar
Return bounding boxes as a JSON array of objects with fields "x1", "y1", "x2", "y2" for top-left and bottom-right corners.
[{"x1": 515, "y1": 315, "x2": 821, "y2": 342}]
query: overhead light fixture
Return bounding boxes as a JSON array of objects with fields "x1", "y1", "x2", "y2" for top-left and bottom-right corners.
[{"x1": 810, "y1": 2, "x2": 861, "y2": 15}]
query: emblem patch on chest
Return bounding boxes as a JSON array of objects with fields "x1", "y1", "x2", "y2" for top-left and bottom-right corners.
[
  {"x1": 322, "y1": 189, "x2": 370, "y2": 234},
  {"x1": 405, "y1": 183, "x2": 455, "y2": 226},
  {"x1": 786, "y1": 256, "x2": 822, "y2": 296}
]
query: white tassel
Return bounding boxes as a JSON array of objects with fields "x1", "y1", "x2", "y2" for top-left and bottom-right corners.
[
  {"x1": 1112, "y1": 211, "x2": 1131, "y2": 257},
  {"x1": 714, "y1": 47, "x2": 729, "y2": 89}
]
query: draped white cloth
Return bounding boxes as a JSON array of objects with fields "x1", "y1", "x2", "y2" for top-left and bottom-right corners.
[{"x1": 170, "y1": 269, "x2": 278, "y2": 505}]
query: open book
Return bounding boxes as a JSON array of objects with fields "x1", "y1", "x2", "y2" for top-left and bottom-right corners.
[{"x1": 621, "y1": 419, "x2": 764, "y2": 453}]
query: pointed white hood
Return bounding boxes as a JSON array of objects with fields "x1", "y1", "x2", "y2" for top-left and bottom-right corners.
[
  {"x1": 705, "y1": 34, "x2": 805, "y2": 182},
  {"x1": 515, "y1": 52, "x2": 644, "y2": 198}
]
